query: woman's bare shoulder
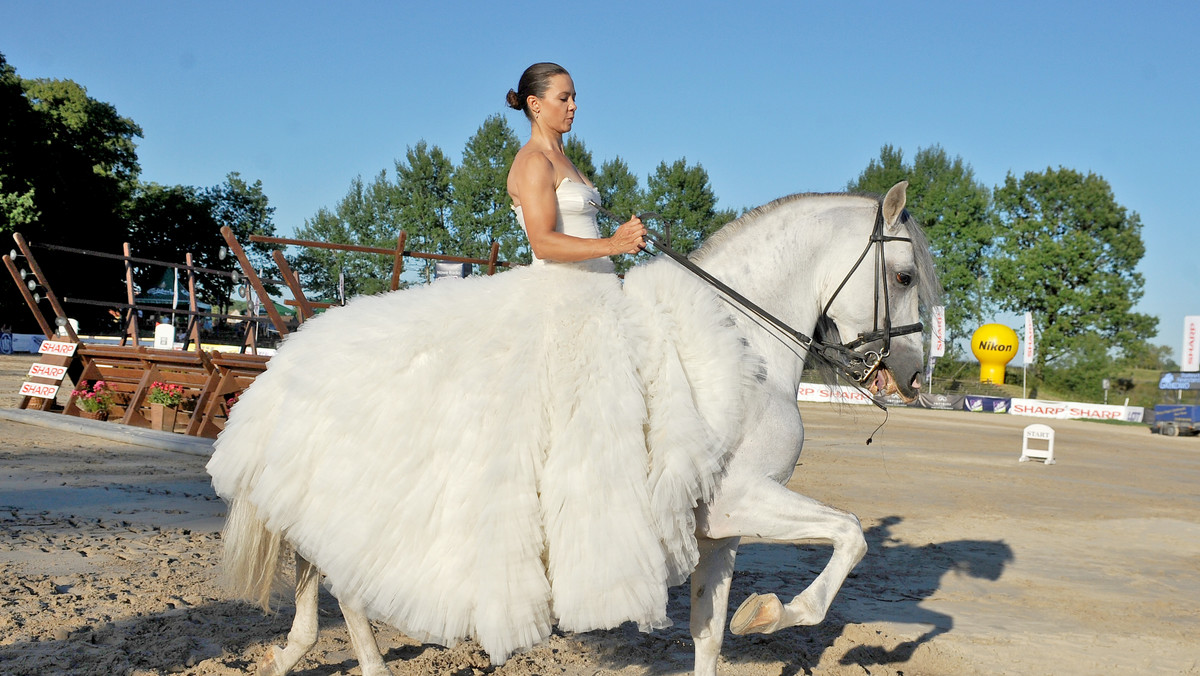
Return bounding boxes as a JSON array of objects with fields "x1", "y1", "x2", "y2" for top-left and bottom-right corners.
[{"x1": 508, "y1": 148, "x2": 556, "y2": 198}]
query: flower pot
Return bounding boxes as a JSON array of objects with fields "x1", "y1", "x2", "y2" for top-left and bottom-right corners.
[
  {"x1": 79, "y1": 409, "x2": 108, "y2": 421},
  {"x1": 149, "y1": 403, "x2": 178, "y2": 432}
]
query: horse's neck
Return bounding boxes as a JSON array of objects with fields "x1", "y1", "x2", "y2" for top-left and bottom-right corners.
[{"x1": 691, "y1": 198, "x2": 870, "y2": 389}]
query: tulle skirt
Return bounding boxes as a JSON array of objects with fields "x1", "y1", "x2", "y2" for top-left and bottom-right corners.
[{"x1": 206, "y1": 259, "x2": 760, "y2": 663}]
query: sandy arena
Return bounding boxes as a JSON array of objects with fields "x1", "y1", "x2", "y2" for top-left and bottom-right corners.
[{"x1": 1, "y1": 353, "x2": 1197, "y2": 675}]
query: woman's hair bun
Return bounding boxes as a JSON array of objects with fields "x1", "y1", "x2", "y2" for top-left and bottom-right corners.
[
  {"x1": 505, "y1": 88, "x2": 523, "y2": 111},
  {"x1": 508, "y1": 63, "x2": 568, "y2": 120}
]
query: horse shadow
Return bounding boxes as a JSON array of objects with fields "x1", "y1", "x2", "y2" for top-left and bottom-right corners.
[
  {"x1": 0, "y1": 515, "x2": 1010, "y2": 675},
  {"x1": 719, "y1": 515, "x2": 1014, "y2": 673}
]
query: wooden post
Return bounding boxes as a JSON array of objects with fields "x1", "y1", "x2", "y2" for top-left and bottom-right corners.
[
  {"x1": 272, "y1": 250, "x2": 315, "y2": 321},
  {"x1": 123, "y1": 242, "x2": 139, "y2": 345},
  {"x1": 186, "y1": 252, "x2": 202, "y2": 352},
  {"x1": 12, "y1": 233, "x2": 78, "y2": 342},
  {"x1": 219, "y1": 226, "x2": 289, "y2": 337},
  {"x1": 487, "y1": 241, "x2": 500, "y2": 276},
  {"x1": 4, "y1": 252, "x2": 55, "y2": 338}
]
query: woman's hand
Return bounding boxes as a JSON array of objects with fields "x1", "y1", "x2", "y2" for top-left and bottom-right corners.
[{"x1": 610, "y1": 215, "x2": 647, "y2": 255}]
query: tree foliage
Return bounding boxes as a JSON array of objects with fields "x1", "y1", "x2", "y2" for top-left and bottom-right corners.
[
  {"x1": 449, "y1": 114, "x2": 521, "y2": 262},
  {"x1": 1, "y1": 53, "x2": 143, "y2": 331},
  {"x1": 293, "y1": 172, "x2": 404, "y2": 300},
  {"x1": 848, "y1": 144, "x2": 992, "y2": 347},
  {"x1": 594, "y1": 156, "x2": 646, "y2": 274},
  {"x1": 990, "y1": 167, "x2": 1157, "y2": 389},
  {"x1": 127, "y1": 173, "x2": 279, "y2": 316},
  {"x1": 394, "y1": 141, "x2": 454, "y2": 282},
  {"x1": 646, "y1": 158, "x2": 726, "y2": 255}
]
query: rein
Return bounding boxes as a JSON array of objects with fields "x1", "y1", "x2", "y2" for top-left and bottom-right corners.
[{"x1": 589, "y1": 199, "x2": 922, "y2": 404}]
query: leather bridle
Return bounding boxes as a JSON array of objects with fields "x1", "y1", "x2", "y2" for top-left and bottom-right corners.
[{"x1": 590, "y1": 198, "x2": 923, "y2": 387}]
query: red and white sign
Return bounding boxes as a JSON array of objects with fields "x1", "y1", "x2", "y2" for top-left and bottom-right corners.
[
  {"x1": 796, "y1": 383, "x2": 874, "y2": 405},
  {"x1": 19, "y1": 381, "x2": 59, "y2": 399},
  {"x1": 1010, "y1": 398, "x2": 1143, "y2": 422},
  {"x1": 1183, "y1": 315, "x2": 1200, "y2": 373},
  {"x1": 1024, "y1": 312, "x2": 1035, "y2": 363},
  {"x1": 930, "y1": 306, "x2": 945, "y2": 358},
  {"x1": 37, "y1": 340, "x2": 77, "y2": 357},
  {"x1": 27, "y1": 363, "x2": 69, "y2": 380}
]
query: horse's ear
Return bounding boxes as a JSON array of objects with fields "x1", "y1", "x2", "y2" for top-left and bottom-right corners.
[{"x1": 882, "y1": 181, "x2": 908, "y2": 231}]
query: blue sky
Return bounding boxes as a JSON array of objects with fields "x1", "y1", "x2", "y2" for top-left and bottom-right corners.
[{"x1": 4, "y1": 1, "x2": 1198, "y2": 359}]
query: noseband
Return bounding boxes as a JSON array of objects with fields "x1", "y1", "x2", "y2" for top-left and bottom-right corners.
[{"x1": 590, "y1": 198, "x2": 923, "y2": 387}]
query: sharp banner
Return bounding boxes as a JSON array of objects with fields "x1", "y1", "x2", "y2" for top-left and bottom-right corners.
[
  {"x1": 930, "y1": 306, "x2": 946, "y2": 358},
  {"x1": 1024, "y1": 312, "x2": 1035, "y2": 363},
  {"x1": 1184, "y1": 316, "x2": 1200, "y2": 373},
  {"x1": 1010, "y1": 398, "x2": 1144, "y2": 423}
]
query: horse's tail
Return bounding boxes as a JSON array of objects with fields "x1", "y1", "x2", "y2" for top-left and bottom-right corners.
[{"x1": 220, "y1": 496, "x2": 287, "y2": 611}]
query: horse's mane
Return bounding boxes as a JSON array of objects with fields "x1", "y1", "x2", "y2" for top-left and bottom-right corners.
[{"x1": 693, "y1": 190, "x2": 941, "y2": 311}]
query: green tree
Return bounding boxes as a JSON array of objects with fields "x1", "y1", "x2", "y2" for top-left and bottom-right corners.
[
  {"x1": 848, "y1": 144, "x2": 992, "y2": 349},
  {"x1": 0, "y1": 54, "x2": 143, "y2": 331},
  {"x1": 450, "y1": 114, "x2": 521, "y2": 264},
  {"x1": 594, "y1": 156, "x2": 646, "y2": 274},
  {"x1": 991, "y1": 167, "x2": 1157, "y2": 392},
  {"x1": 126, "y1": 182, "x2": 218, "y2": 297},
  {"x1": 646, "y1": 158, "x2": 725, "y2": 255},
  {"x1": 1, "y1": 54, "x2": 40, "y2": 230},
  {"x1": 394, "y1": 141, "x2": 455, "y2": 282},
  {"x1": 563, "y1": 135, "x2": 596, "y2": 181},
  {"x1": 205, "y1": 173, "x2": 280, "y2": 311},
  {"x1": 293, "y1": 172, "x2": 403, "y2": 299},
  {"x1": 126, "y1": 174, "x2": 279, "y2": 319}
]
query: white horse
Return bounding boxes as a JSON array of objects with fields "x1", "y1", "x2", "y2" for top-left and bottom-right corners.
[{"x1": 210, "y1": 181, "x2": 937, "y2": 676}]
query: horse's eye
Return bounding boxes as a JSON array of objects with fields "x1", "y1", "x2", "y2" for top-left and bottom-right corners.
[{"x1": 895, "y1": 272, "x2": 913, "y2": 287}]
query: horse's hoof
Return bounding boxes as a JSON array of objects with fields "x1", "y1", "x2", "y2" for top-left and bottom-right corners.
[
  {"x1": 730, "y1": 593, "x2": 784, "y2": 635},
  {"x1": 256, "y1": 646, "x2": 286, "y2": 676}
]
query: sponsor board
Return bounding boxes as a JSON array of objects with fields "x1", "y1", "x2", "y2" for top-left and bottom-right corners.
[
  {"x1": 1010, "y1": 398, "x2": 1144, "y2": 422},
  {"x1": 796, "y1": 383, "x2": 873, "y2": 405},
  {"x1": 27, "y1": 363, "x2": 69, "y2": 380},
  {"x1": 965, "y1": 395, "x2": 1011, "y2": 413},
  {"x1": 916, "y1": 393, "x2": 966, "y2": 410},
  {"x1": 19, "y1": 381, "x2": 59, "y2": 399},
  {"x1": 1184, "y1": 316, "x2": 1200, "y2": 372},
  {"x1": 930, "y1": 306, "x2": 945, "y2": 358},
  {"x1": 37, "y1": 340, "x2": 77, "y2": 357},
  {"x1": 1009, "y1": 398, "x2": 1068, "y2": 418},
  {"x1": 1159, "y1": 372, "x2": 1200, "y2": 391},
  {"x1": 1024, "y1": 312, "x2": 1035, "y2": 362},
  {"x1": 4, "y1": 334, "x2": 46, "y2": 353},
  {"x1": 874, "y1": 392, "x2": 911, "y2": 408}
]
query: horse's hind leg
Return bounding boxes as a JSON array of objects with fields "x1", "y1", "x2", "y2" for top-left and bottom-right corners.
[
  {"x1": 257, "y1": 553, "x2": 320, "y2": 676},
  {"x1": 340, "y1": 602, "x2": 392, "y2": 676},
  {"x1": 690, "y1": 536, "x2": 740, "y2": 676},
  {"x1": 704, "y1": 479, "x2": 867, "y2": 635}
]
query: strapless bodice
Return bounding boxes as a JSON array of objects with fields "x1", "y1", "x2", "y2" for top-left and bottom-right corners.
[{"x1": 513, "y1": 179, "x2": 614, "y2": 274}]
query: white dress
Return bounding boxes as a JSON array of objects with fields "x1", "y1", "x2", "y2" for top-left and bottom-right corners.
[
  {"x1": 207, "y1": 180, "x2": 762, "y2": 664},
  {"x1": 513, "y1": 177, "x2": 615, "y2": 275}
]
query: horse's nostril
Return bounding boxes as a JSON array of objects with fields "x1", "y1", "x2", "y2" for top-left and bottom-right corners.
[{"x1": 911, "y1": 373, "x2": 922, "y2": 389}]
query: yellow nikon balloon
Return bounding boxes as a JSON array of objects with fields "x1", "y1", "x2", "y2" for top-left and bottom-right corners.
[{"x1": 971, "y1": 324, "x2": 1019, "y2": 384}]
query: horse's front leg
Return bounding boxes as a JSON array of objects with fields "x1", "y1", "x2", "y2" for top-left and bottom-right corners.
[
  {"x1": 703, "y1": 478, "x2": 867, "y2": 635},
  {"x1": 690, "y1": 536, "x2": 740, "y2": 676}
]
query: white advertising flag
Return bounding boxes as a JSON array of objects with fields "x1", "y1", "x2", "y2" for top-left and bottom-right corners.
[
  {"x1": 1184, "y1": 315, "x2": 1200, "y2": 372},
  {"x1": 1024, "y1": 312, "x2": 1035, "y2": 363},
  {"x1": 930, "y1": 306, "x2": 946, "y2": 358}
]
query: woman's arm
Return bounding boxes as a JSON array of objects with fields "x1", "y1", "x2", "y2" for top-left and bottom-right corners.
[{"x1": 514, "y1": 154, "x2": 645, "y2": 262}]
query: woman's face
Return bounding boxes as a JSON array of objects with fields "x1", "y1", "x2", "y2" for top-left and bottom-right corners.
[{"x1": 531, "y1": 73, "x2": 576, "y2": 133}]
